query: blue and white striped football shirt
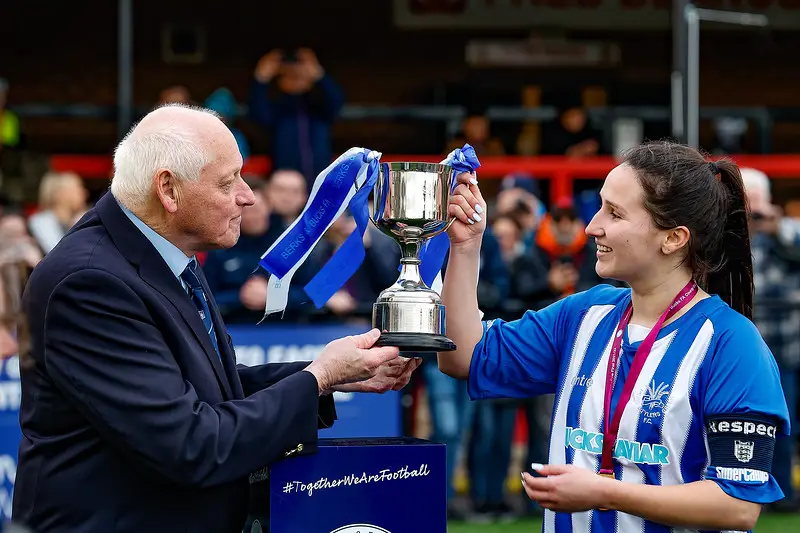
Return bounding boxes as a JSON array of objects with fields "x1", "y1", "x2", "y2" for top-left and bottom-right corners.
[{"x1": 469, "y1": 284, "x2": 790, "y2": 533}]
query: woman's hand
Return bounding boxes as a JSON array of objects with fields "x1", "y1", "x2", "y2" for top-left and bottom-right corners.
[
  {"x1": 521, "y1": 464, "x2": 615, "y2": 513},
  {"x1": 447, "y1": 171, "x2": 486, "y2": 251}
]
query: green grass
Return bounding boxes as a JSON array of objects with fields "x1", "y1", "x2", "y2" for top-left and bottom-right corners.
[{"x1": 447, "y1": 514, "x2": 800, "y2": 532}]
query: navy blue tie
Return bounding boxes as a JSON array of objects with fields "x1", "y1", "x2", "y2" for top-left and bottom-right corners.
[{"x1": 181, "y1": 260, "x2": 220, "y2": 359}]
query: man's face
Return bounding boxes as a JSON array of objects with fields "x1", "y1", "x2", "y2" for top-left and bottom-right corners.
[
  {"x1": 277, "y1": 64, "x2": 313, "y2": 95},
  {"x1": 240, "y1": 189, "x2": 270, "y2": 236},
  {"x1": 463, "y1": 116, "x2": 488, "y2": 143},
  {"x1": 562, "y1": 108, "x2": 587, "y2": 133},
  {"x1": 267, "y1": 171, "x2": 307, "y2": 219},
  {"x1": 746, "y1": 187, "x2": 771, "y2": 216},
  {"x1": 174, "y1": 131, "x2": 255, "y2": 251}
]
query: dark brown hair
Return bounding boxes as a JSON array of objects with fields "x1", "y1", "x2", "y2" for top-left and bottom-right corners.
[{"x1": 621, "y1": 141, "x2": 753, "y2": 319}]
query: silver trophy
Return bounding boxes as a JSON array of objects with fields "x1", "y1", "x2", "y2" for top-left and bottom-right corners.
[{"x1": 370, "y1": 162, "x2": 458, "y2": 352}]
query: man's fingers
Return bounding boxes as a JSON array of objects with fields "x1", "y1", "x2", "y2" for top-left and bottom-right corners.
[
  {"x1": 390, "y1": 358, "x2": 417, "y2": 390},
  {"x1": 350, "y1": 328, "x2": 382, "y2": 349},
  {"x1": 364, "y1": 345, "x2": 401, "y2": 367}
]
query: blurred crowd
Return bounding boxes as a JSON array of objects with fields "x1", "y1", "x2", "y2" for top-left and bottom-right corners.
[{"x1": 2, "y1": 47, "x2": 800, "y2": 524}]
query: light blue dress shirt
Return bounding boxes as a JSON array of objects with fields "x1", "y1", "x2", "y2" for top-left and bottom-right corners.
[{"x1": 117, "y1": 198, "x2": 193, "y2": 290}]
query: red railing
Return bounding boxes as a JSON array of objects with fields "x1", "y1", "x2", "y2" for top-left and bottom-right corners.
[{"x1": 50, "y1": 154, "x2": 800, "y2": 204}]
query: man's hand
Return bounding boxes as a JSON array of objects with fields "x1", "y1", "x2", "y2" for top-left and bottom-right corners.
[
  {"x1": 297, "y1": 48, "x2": 324, "y2": 82},
  {"x1": 239, "y1": 276, "x2": 268, "y2": 311},
  {"x1": 325, "y1": 290, "x2": 357, "y2": 316},
  {"x1": 304, "y1": 329, "x2": 400, "y2": 394},
  {"x1": 254, "y1": 50, "x2": 283, "y2": 83},
  {"x1": 521, "y1": 464, "x2": 615, "y2": 513},
  {"x1": 333, "y1": 356, "x2": 422, "y2": 394},
  {"x1": 547, "y1": 263, "x2": 578, "y2": 293}
]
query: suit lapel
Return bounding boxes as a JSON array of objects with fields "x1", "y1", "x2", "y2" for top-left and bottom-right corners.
[
  {"x1": 195, "y1": 267, "x2": 245, "y2": 400},
  {"x1": 139, "y1": 260, "x2": 234, "y2": 400},
  {"x1": 95, "y1": 193, "x2": 234, "y2": 400}
]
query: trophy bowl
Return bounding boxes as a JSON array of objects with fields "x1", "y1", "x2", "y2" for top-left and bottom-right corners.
[{"x1": 370, "y1": 162, "x2": 457, "y2": 353}]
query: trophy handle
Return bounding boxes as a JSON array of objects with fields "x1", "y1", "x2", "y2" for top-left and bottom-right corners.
[{"x1": 421, "y1": 216, "x2": 457, "y2": 240}]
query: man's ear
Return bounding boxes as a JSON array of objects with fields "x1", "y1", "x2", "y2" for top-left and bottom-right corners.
[
  {"x1": 662, "y1": 225, "x2": 691, "y2": 256},
  {"x1": 153, "y1": 169, "x2": 180, "y2": 214}
]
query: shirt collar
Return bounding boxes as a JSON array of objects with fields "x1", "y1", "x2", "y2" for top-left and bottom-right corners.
[{"x1": 116, "y1": 198, "x2": 193, "y2": 279}]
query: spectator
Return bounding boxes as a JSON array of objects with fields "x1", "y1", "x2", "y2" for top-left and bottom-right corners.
[
  {"x1": 205, "y1": 87, "x2": 251, "y2": 160},
  {"x1": 743, "y1": 167, "x2": 800, "y2": 512},
  {"x1": 249, "y1": 48, "x2": 345, "y2": 185},
  {"x1": 202, "y1": 177, "x2": 316, "y2": 323},
  {"x1": 492, "y1": 214, "x2": 551, "y2": 313},
  {"x1": 0, "y1": 212, "x2": 42, "y2": 269},
  {"x1": 534, "y1": 198, "x2": 603, "y2": 297},
  {"x1": 0, "y1": 212, "x2": 34, "y2": 364},
  {"x1": 494, "y1": 174, "x2": 544, "y2": 253},
  {"x1": 265, "y1": 169, "x2": 308, "y2": 226},
  {"x1": 446, "y1": 111, "x2": 505, "y2": 157},
  {"x1": 425, "y1": 228, "x2": 510, "y2": 520},
  {"x1": 27, "y1": 171, "x2": 89, "y2": 254},
  {"x1": 541, "y1": 104, "x2": 605, "y2": 158},
  {"x1": 158, "y1": 85, "x2": 193, "y2": 106},
  {"x1": 312, "y1": 212, "x2": 399, "y2": 320}
]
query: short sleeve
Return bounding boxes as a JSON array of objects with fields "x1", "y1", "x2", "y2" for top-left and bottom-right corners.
[
  {"x1": 468, "y1": 296, "x2": 568, "y2": 401},
  {"x1": 702, "y1": 315, "x2": 791, "y2": 504}
]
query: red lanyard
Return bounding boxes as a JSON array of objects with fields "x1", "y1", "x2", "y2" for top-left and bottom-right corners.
[{"x1": 598, "y1": 280, "x2": 698, "y2": 477}]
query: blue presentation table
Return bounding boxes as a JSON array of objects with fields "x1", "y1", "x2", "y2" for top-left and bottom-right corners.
[{"x1": 246, "y1": 438, "x2": 446, "y2": 533}]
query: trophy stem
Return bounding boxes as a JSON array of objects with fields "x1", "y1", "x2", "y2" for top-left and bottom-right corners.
[
  {"x1": 398, "y1": 237, "x2": 422, "y2": 261},
  {"x1": 397, "y1": 257, "x2": 425, "y2": 289}
]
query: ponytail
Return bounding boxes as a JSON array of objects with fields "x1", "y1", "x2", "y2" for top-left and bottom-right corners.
[{"x1": 705, "y1": 160, "x2": 754, "y2": 320}]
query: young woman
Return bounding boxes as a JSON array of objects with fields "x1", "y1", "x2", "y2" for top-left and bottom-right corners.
[{"x1": 439, "y1": 141, "x2": 789, "y2": 533}]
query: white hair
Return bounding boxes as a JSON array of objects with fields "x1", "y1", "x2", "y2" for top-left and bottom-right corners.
[
  {"x1": 740, "y1": 167, "x2": 771, "y2": 203},
  {"x1": 110, "y1": 104, "x2": 221, "y2": 210}
]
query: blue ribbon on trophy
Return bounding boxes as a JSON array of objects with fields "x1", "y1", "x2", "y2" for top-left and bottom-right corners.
[
  {"x1": 258, "y1": 144, "x2": 480, "y2": 319},
  {"x1": 408, "y1": 145, "x2": 481, "y2": 294},
  {"x1": 302, "y1": 158, "x2": 384, "y2": 308},
  {"x1": 258, "y1": 147, "x2": 382, "y2": 317}
]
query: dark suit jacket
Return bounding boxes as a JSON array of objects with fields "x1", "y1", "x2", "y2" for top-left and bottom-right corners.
[{"x1": 12, "y1": 193, "x2": 336, "y2": 532}]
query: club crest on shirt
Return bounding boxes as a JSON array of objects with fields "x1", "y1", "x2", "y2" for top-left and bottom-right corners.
[{"x1": 640, "y1": 380, "x2": 670, "y2": 424}]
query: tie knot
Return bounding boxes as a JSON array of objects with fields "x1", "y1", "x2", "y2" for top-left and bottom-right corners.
[{"x1": 181, "y1": 261, "x2": 202, "y2": 291}]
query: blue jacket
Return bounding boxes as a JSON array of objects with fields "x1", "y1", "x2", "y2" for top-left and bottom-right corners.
[
  {"x1": 14, "y1": 193, "x2": 335, "y2": 532},
  {"x1": 203, "y1": 215, "x2": 320, "y2": 323},
  {"x1": 249, "y1": 75, "x2": 345, "y2": 182}
]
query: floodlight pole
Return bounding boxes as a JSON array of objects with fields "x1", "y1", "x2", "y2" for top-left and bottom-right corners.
[{"x1": 118, "y1": 0, "x2": 134, "y2": 140}]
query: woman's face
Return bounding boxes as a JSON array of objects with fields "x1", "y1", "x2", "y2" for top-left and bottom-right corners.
[{"x1": 585, "y1": 164, "x2": 670, "y2": 285}]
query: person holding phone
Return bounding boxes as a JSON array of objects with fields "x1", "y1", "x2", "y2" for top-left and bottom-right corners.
[
  {"x1": 437, "y1": 141, "x2": 789, "y2": 532},
  {"x1": 249, "y1": 47, "x2": 345, "y2": 186}
]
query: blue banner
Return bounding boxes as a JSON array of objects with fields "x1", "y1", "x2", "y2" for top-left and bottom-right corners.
[
  {"x1": 0, "y1": 356, "x2": 21, "y2": 522},
  {"x1": 228, "y1": 324, "x2": 403, "y2": 439}
]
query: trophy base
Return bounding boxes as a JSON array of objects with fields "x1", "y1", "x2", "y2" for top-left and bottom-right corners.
[{"x1": 374, "y1": 332, "x2": 457, "y2": 353}]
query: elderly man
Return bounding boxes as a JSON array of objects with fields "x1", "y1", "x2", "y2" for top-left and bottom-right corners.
[
  {"x1": 743, "y1": 167, "x2": 800, "y2": 512},
  {"x1": 12, "y1": 104, "x2": 419, "y2": 532}
]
